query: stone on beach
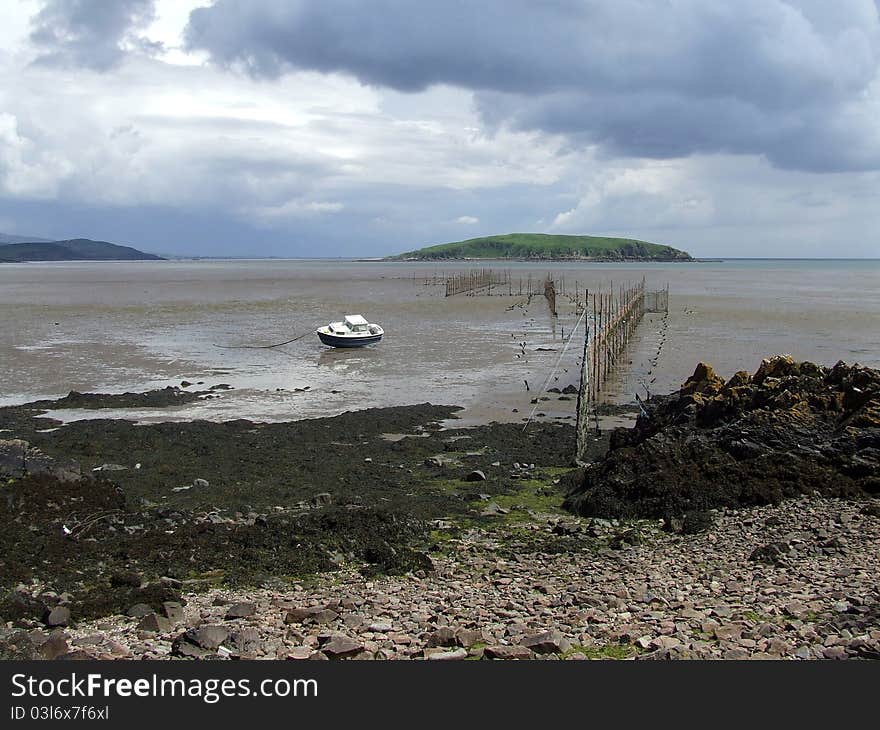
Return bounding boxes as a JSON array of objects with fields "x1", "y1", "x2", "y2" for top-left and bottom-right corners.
[
  {"x1": 520, "y1": 630, "x2": 570, "y2": 655},
  {"x1": 45, "y1": 606, "x2": 70, "y2": 627},
  {"x1": 321, "y1": 636, "x2": 364, "y2": 659},
  {"x1": 184, "y1": 625, "x2": 229, "y2": 650},
  {"x1": 138, "y1": 613, "x2": 171, "y2": 634},
  {"x1": 426, "y1": 648, "x2": 467, "y2": 660},
  {"x1": 484, "y1": 645, "x2": 534, "y2": 660},
  {"x1": 38, "y1": 631, "x2": 70, "y2": 660},
  {"x1": 426, "y1": 627, "x2": 458, "y2": 647},
  {"x1": 225, "y1": 602, "x2": 256, "y2": 619},
  {"x1": 162, "y1": 602, "x2": 185, "y2": 623},
  {"x1": 126, "y1": 604, "x2": 153, "y2": 618}
]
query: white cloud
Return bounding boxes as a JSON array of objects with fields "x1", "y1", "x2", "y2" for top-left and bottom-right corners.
[
  {"x1": 0, "y1": 0, "x2": 40, "y2": 55},
  {"x1": 0, "y1": 112, "x2": 72, "y2": 197},
  {"x1": 551, "y1": 153, "x2": 880, "y2": 257},
  {"x1": 0, "y1": 46, "x2": 571, "y2": 218},
  {"x1": 144, "y1": 0, "x2": 211, "y2": 66},
  {"x1": 455, "y1": 215, "x2": 479, "y2": 224},
  {"x1": 551, "y1": 160, "x2": 715, "y2": 232}
]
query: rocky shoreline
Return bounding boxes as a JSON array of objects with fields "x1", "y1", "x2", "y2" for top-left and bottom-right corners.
[
  {"x1": 566, "y1": 356, "x2": 880, "y2": 519},
  {"x1": 2, "y1": 357, "x2": 879, "y2": 660}
]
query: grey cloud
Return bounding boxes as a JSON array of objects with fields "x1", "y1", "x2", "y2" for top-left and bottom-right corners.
[
  {"x1": 478, "y1": 88, "x2": 880, "y2": 172},
  {"x1": 185, "y1": 0, "x2": 880, "y2": 172},
  {"x1": 184, "y1": 0, "x2": 590, "y2": 93},
  {"x1": 30, "y1": 0, "x2": 158, "y2": 71}
]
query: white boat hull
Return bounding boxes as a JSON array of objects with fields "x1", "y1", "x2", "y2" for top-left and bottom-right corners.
[{"x1": 316, "y1": 330, "x2": 383, "y2": 347}]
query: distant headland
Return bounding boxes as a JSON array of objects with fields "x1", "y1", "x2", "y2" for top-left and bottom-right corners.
[
  {"x1": 0, "y1": 237, "x2": 163, "y2": 263},
  {"x1": 386, "y1": 233, "x2": 692, "y2": 262}
]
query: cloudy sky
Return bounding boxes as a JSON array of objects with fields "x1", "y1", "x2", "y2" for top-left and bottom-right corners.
[{"x1": 1, "y1": 0, "x2": 879, "y2": 257}]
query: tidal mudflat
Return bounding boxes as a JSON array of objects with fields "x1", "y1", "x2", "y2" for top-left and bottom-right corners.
[{"x1": 1, "y1": 259, "x2": 878, "y2": 660}]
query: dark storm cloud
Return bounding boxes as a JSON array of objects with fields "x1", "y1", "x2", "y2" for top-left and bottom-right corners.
[
  {"x1": 30, "y1": 0, "x2": 157, "y2": 71},
  {"x1": 185, "y1": 0, "x2": 880, "y2": 172},
  {"x1": 477, "y1": 87, "x2": 880, "y2": 173}
]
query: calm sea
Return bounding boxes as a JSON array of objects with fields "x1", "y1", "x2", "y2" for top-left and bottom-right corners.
[{"x1": 1, "y1": 258, "x2": 877, "y2": 426}]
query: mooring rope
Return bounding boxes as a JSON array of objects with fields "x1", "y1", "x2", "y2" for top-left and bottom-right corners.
[
  {"x1": 213, "y1": 331, "x2": 311, "y2": 349},
  {"x1": 522, "y1": 306, "x2": 589, "y2": 432}
]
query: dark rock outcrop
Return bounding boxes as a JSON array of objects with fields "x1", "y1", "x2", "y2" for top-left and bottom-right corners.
[{"x1": 564, "y1": 357, "x2": 880, "y2": 520}]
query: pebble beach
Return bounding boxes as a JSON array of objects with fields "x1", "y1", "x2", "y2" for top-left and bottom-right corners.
[{"x1": 47, "y1": 497, "x2": 880, "y2": 661}]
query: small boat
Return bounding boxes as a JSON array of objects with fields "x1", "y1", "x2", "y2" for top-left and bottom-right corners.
[{"x1": 316, "y1": 314, "x2": 384, "y2": 348}]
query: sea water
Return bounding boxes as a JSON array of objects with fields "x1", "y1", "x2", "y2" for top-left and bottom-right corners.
[{"x1": 0, "y1": 258, "x2": 877, "y2": 426}]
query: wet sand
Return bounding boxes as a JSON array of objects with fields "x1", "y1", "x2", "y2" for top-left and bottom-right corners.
[{"x1": 1, "y1": 259, "x2": 877, "y2": 426}]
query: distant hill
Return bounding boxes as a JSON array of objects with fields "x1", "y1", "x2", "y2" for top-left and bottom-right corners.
[
  {"x1": 0, "y1": 238, "x2": 164, "y2": 263},
  {"x1": 388, "y1": 233, "x2": 692, "y2": 261},
  {"x1": 0, "y1": 232, "x2": 52, "y2": 244}
]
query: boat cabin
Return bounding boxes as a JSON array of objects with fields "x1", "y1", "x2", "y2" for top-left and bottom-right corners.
[
  {"x1": 344, "y1": 314, "x2": 369, "y2": 332},
  {"x1": 329, "y1": 314, "x2": 370, "y2": 333}
]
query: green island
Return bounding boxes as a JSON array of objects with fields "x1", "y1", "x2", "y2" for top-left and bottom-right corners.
[{"x1": 388, "y1": 233, "x2": 692, "y2": 261}]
